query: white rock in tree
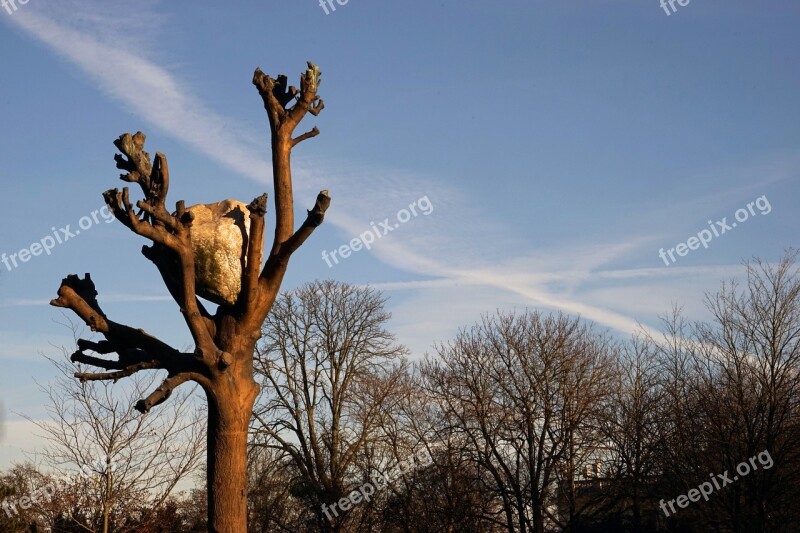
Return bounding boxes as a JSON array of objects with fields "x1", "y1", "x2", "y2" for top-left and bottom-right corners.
[{"x1": 186, "y1": 199, "x2": 251, "y2": 306}]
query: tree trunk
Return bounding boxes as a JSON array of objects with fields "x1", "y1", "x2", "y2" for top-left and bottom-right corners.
[
  {"x1": 103, "y1": 471, "x2": 112, "y2": 533},
  {"x1": 206, "y1": 352, "x2": 260, "y2": 533}
]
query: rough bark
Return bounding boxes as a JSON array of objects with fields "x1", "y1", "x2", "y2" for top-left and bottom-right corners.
[
  {"x1": 50, "y1": 62, "x2": 330, "y2": 533},
  {"x1": 206, "y1": 346, "x2": 259, "y2": 532}
]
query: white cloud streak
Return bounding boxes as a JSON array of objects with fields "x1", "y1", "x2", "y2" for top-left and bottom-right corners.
[{"x1": 3, "y1": 0, "x2": 745, "y2": 338}]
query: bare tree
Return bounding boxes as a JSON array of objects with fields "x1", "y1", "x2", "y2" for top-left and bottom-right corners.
[
  {"x1": 647, "y1": 305, "x2": 705, "y2": 501},
  {"x1": 246, "y1": 445, "x2": 305, "y2": 532},
  {"x1": 252, "y1": 280, "x2": 409, "y2": 532},
  {"x1": 24, "y1": 342, "x2": 204, "y2": 533},
  {"x1": 378, "y1": 394, "x2": 501, "y2": 533},
  {"x1": 420, "y1": 311, "x2": 615, "y2": 533},
  {"x1": 48, "y1": 62, "x2": 330, "y2": 532},
  {"x1": 690, "y1": 253, "x2": 800, "y2": 531},
  {"x1": 641, "y1": 254, "x2": 800, "y2": 532},
  {"x1": 0, "y1": 463, "x2": 56, "y2": 532},
  {"x1": 598, "y1": 334, "x2": 665, "y2": 531}
]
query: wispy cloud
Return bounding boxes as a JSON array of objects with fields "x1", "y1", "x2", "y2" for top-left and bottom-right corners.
[
  {"x1": 7, "y1": 1, "x2": 273, "y2": 184},
  {"x1": 4, "y1": 0, "x2": 744, "y2": 339}
]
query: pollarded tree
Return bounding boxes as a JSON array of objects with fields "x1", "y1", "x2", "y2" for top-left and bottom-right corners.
[{"x1": 49, "y1": 62, "x2": 331, "y2": 533}]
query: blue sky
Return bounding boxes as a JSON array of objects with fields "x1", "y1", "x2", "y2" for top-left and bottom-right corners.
[{"x1": 0, "y1": 0, "x2": 799, "y2": 468}]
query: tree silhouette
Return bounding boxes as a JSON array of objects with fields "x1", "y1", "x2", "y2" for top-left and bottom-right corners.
[{"x1": 49, "y1": 62, "x2": 330, "y2": 533}]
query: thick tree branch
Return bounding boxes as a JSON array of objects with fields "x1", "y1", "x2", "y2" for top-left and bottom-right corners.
[
  {"x1": 241, "y1": 194, "x2": 267, "y2": 311},
  {"x1": 291, "y1": 127, "x2": 320, "y2": 147},
  {"x1": 76, "y1": 339, "x2": 116, "y2": 355},
  {"x1": 71, "y1": 347, "x2": 149, "y2": 369},
  {"x1": 268, "y1": 190, "x2": 331, "y2": 263},
  {"x1": 75, "y1": 360, "x2": 161, "y2": 383},
  {"x1": 252, "y1": 63, "x2": 322, "y2": 135},
  {"x1": 136, "y1": 373, "x2": 194, "y2": 414},
  {"x1": 103, "y1": 187, "x2": 183, "y2": 249},
  {"x1": 113, "y1": 132, "x2": 152, "y2": 195},
  {"x1": 140, "y1": 244, "x2": 216, "y2": 337},
  {"x1": 284, "y1": 62, "x2": 324, "y2": 130},
  {"x1": 113, "y1": 132, "x2": 170, "y2": 218},
  {"x1": 253, "y1": 69, "x2": 289, "y2": 132},
  {"x1": 50, "y1": 274, "x2": 201, "y2": 376},
  {"x1": 253, "y1": 63, "x2": 323, "y2": 247}
]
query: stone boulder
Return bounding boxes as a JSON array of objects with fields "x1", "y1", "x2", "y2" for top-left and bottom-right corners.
[{"x1": 186, "y1": 199, "x2": 250, "y2": 306}]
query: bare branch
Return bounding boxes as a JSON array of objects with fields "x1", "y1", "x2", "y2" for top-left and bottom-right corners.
[
  {"x1": 284, "y1": 62, "x2": 323, "y2": 130},
  {"x1": 140, "y1": 244, "x2": 216, "y2": 338},
  {"x1": 291, "y1": 127, "x2": 320, "y2": 147},
  {"x1": 250, "y1": 63, "x2": 329, "y2": 329},
  {"x1": 150, "y1": 151, "x2": 170, "y2": 209},
  {"x1": 253, "y1": 68, "x2": 289, "y2": 131},
  {"x1": 308, "y1": 98, "x2": 325, "y2": 117},
  {"x1": 76, "y1": 339, "x2": 116, "y2": 355},
  {"x1": 270, "y1": 190, "x2": 331, "y2": 263},
  {"x1": 136, "y1": 373, "x2": 194, "y2": 414},
  {"x1": 242, "y1": 194, "x2": 267, "y2": 310},
  {"x1": 113, "y1": 132, "x2": 170, "y2": 216},
  {"x1": 71, "y1": 347, "x2": 148, "y2": 369},
  {"x1": 114, "y1": 131, "x2": 152, "y2": 195},
  {"x1": 50, "y1": 274, "x2": 196, "y2": 374},
  {"x1": 76, "y1": 361, "x2": 161, "y2": 383},
  {"x1": 105, "y1": 132, "x2": 219, "y2": 359}
]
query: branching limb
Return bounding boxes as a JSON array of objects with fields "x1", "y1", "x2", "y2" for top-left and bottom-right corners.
[
  {"x1": 285, "y1": 62, "x2": 324, "y2": 129},
  {"x1": 136, "y1": 373, "x2": 194, "y2": 414},
  {"x1": 291, "y1": 127, "x2": 319, "y2": 147},
  {"x1": 252, "y1": 69, "x2": 289, "y2": 132},
  {"x1": 245, "y1": 190, "x2": 331, "y2": 329},
  {"x1": 104, "y1": 133, "x2": 219, "y2": 360},
  {"x1": 141, "y1": 244, "x2": 216, "y2": 336},
  {"x1": 51, "y1": 274, "x2": 198, "y2": 373},
  {"x1": 249, "y1": 63, "x2": 331, "y2": 324},
  {"x1": 252, "y1": 63, "x2": 327, "y2": 247},
  {"x1": 50, "y1": 275, "x2": 211, "y2": 409},
  {"x1": 76, "y1": 339, "x2": 116, "y2": 355},
  {"x1": 268, "y1": 190, "x2": 331, "y2": 265},
  {"x1": 103, "y1": 187, "x2": 183, "y2": 248},
  {"x1": 252, "y1": 63, "x2": 322, "y2": 135},
  {"x1": 113, "y1": 132, "x2": 152, "y2": 196},
  {"x1": 71, "y1": 347, "x2": 149, "y2": 369},
  {"x1": 113, "y1": 132, "x2": 170, "y2": 217}
]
